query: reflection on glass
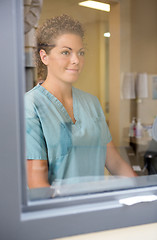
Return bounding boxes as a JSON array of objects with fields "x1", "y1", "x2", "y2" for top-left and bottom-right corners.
[
  {"x1": 25, "y1": 14, "x2": 136, "y2": 190},
  {"x1": 24, "y1": 0, "x2": 157, "y2": 198},
  {"x1": 152, "y1": 117, "x2": 157, "y2": 142},
  {"x1": 145, "y1": 118, "x2": 157, "y2": 175}
]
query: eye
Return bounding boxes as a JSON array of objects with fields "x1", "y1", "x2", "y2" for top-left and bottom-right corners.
[
  {"x1": 78, "y1": 51, "x2": 85, "y2": 56},
  {"x1": 61, "y1": 51, "x2": 70, "y2": 56}
]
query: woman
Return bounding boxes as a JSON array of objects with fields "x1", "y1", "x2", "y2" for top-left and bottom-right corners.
[{"x1": 25, "y1": 15, "x2": 137, "y2": 188}]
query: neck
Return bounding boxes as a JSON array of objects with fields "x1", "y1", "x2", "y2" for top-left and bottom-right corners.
[
  {"x1": 41, "y1": 78, "x2": 73, "y2": 102},
  {"x1": 41, "y1": 77, "x2": 76, "y2": 124}
]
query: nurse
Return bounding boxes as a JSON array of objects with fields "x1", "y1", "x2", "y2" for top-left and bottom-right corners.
[{"x1": 25, "y1": 14, "x2": 137, "y2": 188}]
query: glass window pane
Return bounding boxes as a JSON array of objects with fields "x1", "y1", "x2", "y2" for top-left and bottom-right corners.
[{"x1": 24, "y1": 0, "x2": 157, "y2": 200}]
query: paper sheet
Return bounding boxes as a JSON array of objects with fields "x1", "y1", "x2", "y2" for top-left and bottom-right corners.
[
  {"x1": 136, "y1": 73, "x2": 148, "y2": 98},
  {"x1": 122, "y1": 73, "x2": 136, "y2": 99},
  {"x1": 119, "y1": 195, "x2": 157, "y2": 206}
]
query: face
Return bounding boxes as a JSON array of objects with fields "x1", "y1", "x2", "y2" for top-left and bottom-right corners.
[{"x1": 40, "y1": 33, "x2": 85, "y2": 85}]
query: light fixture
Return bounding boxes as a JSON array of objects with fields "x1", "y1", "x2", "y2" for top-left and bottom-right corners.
[
  {"x1": 78, "y1": 1, "x2": 110, "y2": 12},
  {"x1": 104, "y1": 32, "x2": 110, "y2": 37}
]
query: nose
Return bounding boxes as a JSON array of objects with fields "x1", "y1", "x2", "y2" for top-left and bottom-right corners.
[{"x1": 71, "y1": 53, "x2": 79, "y2": 65}]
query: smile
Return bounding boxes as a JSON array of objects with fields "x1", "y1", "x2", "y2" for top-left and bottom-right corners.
[{"x1": 66, "y1": 68, "x2": 79, "y2": 72}]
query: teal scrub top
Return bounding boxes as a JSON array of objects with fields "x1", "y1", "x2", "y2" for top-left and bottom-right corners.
[{"x1": 25, "y1": 84, "x2": 112, "y2": 184}]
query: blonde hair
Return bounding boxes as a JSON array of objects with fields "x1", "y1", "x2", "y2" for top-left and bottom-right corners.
[{"x1": 34, "y1": 14, "x2": 85, "y2": 80}]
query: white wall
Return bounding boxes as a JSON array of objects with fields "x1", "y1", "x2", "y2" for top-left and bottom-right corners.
[{"x1": 131, "y1": 0, "x2": 157, "y2": 124}]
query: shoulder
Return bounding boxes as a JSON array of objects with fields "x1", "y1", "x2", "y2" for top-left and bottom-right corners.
[
  {"x1": 25, "y1": 85, "x2": 42, "y2": 115},
  {"x1": 25, "y1": 84, "x2": 43, "y2": 106},
  {"x1": 73, "y1": 87, "x2": 103, "y2": 115},
  {"x1": 25, "y1": 85, "x2": 40, "y2": 100},
  {"x1": 73, "y1": 87, "x2": 99, "y2": 104}
]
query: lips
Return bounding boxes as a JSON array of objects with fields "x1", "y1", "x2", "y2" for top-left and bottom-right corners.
[
  {"x1": 65, "y1": 68, "x2": 79, "y2": 74},
  {"x1": 66, "y1": 68, "x2": 79, "y2": 71}
]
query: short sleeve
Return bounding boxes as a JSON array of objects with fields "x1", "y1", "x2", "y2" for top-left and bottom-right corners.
[
  {"x1": 103, "y1": 120, "x2": 112, "y2": 144},
  {"x1": 94, "y1": 96, "x2": 112, "y2": 144},
  {"x1": 25, "y1": 95, "x2": 47, "y2": 160}
]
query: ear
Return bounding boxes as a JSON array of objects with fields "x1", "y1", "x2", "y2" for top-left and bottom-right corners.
[{"x1": 39, "y1": 49, "x2": 48, "y2": 65}]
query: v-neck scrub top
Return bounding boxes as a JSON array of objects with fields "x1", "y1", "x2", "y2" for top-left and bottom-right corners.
[{"x1": 25, "y1": 84, "x2": 112, "y2": 184}]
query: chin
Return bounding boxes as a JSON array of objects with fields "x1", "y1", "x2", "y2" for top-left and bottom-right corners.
[
  {"x1": 71, "y1": 78, "x2": 79, "y2": 83},
  {"x1": 66, "y1": 77, "x2": 79, "y2": 83}
]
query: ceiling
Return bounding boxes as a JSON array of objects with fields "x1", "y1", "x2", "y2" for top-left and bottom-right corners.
[{"x1": 40, "y1": 0, "x2": 109, "y2": 24}]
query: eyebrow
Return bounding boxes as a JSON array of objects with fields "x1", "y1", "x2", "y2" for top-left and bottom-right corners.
[
  {"x1": 62, "y1": 46, "x2": 85, "y2": 51},
  {"x1": 61, "y1": 46, "x2": 72, "y2": 51}
]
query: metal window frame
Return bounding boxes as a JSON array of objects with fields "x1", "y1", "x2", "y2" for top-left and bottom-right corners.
[{"x1": 1, "y1": 1, "x2": 157, "y2": 239}]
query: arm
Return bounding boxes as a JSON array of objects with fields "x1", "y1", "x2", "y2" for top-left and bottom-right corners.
[
  {"x1": 25, "y1": 95, "x2": 50, "y2": 188},
  {"x1": 105, "y1": 141, "x2": 137, "y2": 177},
  {"x1": 27, "y1": 159, "x2": 50, "y2": 188}
]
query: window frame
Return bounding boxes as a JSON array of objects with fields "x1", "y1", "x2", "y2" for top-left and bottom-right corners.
[{"x1": 1, "y1": 0, "x2": 157, "y2": 239}]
